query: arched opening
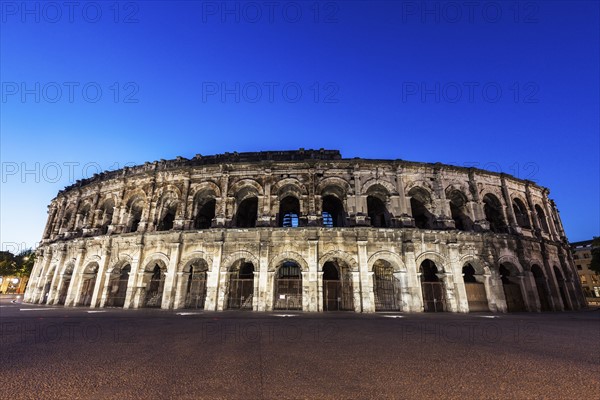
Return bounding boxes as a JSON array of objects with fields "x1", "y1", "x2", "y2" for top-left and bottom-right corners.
[
  {"x1": 41, "y1": 267, "x2": 55, "y2": 304},
  {"x1": 408, "y1": 188, "x2": 435, "y2": 229},
  {"x1": 227, "y1": 261, "x2": 254, "y2": 309},
  {"x1": 367, "y1": 196, "x2": 389, "y2": 228},
  {"x1": 61, "y1": 210, "x2": 74, "y2": 232},
  {"x1": 279, "y1": 196, "x2": 300, "y2": 227},
  {"x1": 235, "y1": 198, "x2": 258, "y2": 228},
  {"x1": 322, "y1": 260, "x2": 354, "y2": 311},
  {"x1": 106, "y1": 264, "x2": 130, "y2": 307},
  {"x1": 322, "y1": 195, "x2": 345, "y2": 227},
  {"x1": 143, "y1": 263, "x2": 166, "y2": 308},
  {"x1": 273, "y1": 261, "x2": 302, "y2": 310},
  {"x1": 193, "y1": 199, "x2": 216, "y2": 229},
  {"x1": 553, "y1": 266, "x2": 571, "y2": 310},
  {"x1": 483, "y1": 194, "x2": 507, "y2": 233},
  {"x1": 535, "y1": 205, "x2": 549, "y2": 233},
  {"x1": 531, "y1": 265, "x2": 550, "y2": 311},
  {"x1": 462, "y1": 263, "x2": 489, "y2": 311},
  {"x1": 57, "y1": 265, "x2": 74, "y2": 305},
  {"x1": 126, "y1": 198, "x2": 144, "y2": 233},
  {"x1": 373, "y1": 260, "x2": 402, "y2": 311},
  {"x1": 512, "y1": 198, "x2": 531, "y2": 229},
  {"x1": 76, "y1": 204, "x2": 92, "y2": 234},
  {"x1": 420, "y1": 260, "x2": 446, "y2": 312},
  {"x1": 78, "y1": 263, "x2": 98, "y2": 307},
  {"x1": 157, "y1": 204, "x2": 177, "y2": 231},
  {"x1": 184, "y1": 259, "x2": 208, "y2": 309},
  {"x1": 499, "y1": 263, "x2": 525, "y2": 312},
  {"x1": 448, "y1": 190, "x2": 473, "y2": 231},
  {"x1": 98, "y1": 200, "x2": 114, "y2": 235}
]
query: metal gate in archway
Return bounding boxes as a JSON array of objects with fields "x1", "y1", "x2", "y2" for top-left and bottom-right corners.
[
  {"x1": 503, "y1": 283, "x2": 526, "y2": 312},
  {"x1": 323, "y1": 281, "x2": 354, "y2": 311},
  {"x1": 78, "y1": 277, "x2": 96, "y2": 306},
  {"x1": 57, "y1": 278, "x2": 71, "y2": 305},
  {"x1": 107, "y1": 276, "x2": 129, "y2": 307},
  {"x1": 227, "y1": 278, "x2": 254, "y2": 309},
  {"x1": 464, "y1": 282, "x2": 489, "y2": 312},
  {"x1": 184, "y1": 273, "x2": 207, "y2": 309},
  {"x1": 421, "y1": 282, "x2": 446, "y2": 312},
  {"x1": 273, "y1": 278, "x2": 302, "y2": 310},
  {"x1": 374, "y1": 274, "x2": 402, "y2": 311}
]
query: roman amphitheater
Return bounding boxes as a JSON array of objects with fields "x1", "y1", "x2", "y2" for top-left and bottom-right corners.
[{"x1": 24, "y1": 149, "x2": 585, "y2": 313}]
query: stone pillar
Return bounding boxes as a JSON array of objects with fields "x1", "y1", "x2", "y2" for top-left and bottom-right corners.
[
  {"x1": 161, "y1": 242, "x2": 182, "y2": 309},
  {"x1": 257, "y1": 240, "x2": 270, "y2": 311},
  {"x1": 173, "y1": 271, "x2": 188, "y2": 309},
  {"x1": 64, "y1": 246, "x2": 87, "y2": 307},
  {"x1": 93, "y1": 245, "x2": 112, "y2": 308},
  {"x1": 488, "y1": 271, "x2": 508, "y2": 313},
  {"x1": 307, "y1": 239, "x2": 319, "y2": 312},
  {"x1": 126, "y1": 244, "x2": 144, "y2": 309},
  {"x1": 395, "y1": 167, "x2": 413, "y2": 227},
  {"x1": 403, "y1": 243, "x2": 423, "y2": 312},
  {"x1": 357, "y1": 240, "x2": 374, "y2": 312},
  {"x1": 448, "y1": 244, "x2": 468, "y2": 313},
  {"x1": 46, "y1": 248, "x2": 66, "y2": 304},
  {"x1": 468, "y1": 170, "x2": 488, "y2": 231},
  {"x1": 206, "y1": 241, "x2": 223, "y2": 311}
]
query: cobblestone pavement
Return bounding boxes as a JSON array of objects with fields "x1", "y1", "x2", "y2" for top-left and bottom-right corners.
[{"x1": 1, "y1": 296, "x2": 599, "y2": 399}]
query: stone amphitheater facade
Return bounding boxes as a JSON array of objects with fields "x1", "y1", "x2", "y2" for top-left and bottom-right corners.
[{"x1": 24, "y1": 149, "x2": 585, "y2": 313}]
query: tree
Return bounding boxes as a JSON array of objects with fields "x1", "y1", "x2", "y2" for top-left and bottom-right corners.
[
  {"x1": 590, "y1": 237, "x2": 600, "y2": 275},
  {"x1": 0, "y1": 249, "x2": 36, "y2": 277}
]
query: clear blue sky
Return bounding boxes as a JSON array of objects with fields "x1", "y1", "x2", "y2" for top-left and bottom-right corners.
[{"x1": 1, "y1": 1, "x2": 598, "y2": 252}]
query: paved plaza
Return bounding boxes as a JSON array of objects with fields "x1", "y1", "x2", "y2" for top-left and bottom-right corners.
[{"x1": 1, "y1": 296, "x2": 598, "y2": 399}]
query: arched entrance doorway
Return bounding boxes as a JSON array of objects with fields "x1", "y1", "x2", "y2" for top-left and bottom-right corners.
[
  {"x1": 227, "y1": 261, "x2": 254, "y2": 309},
  {"x1": 420, "y1": 260, "x2": 446, "y2": 312},
  {"x1": 553, "y1": 266, "x2": 571, "y2": 310},
  {"x1": 273, "y1": 261, "x2": 302, "y2": 310},
  {"x1": 143, "y1": 263, "x2": 166, "y2": 308},
  {"x1": 106, "y1": 264, "x2": 130, "y2": 307},
  {"x1": 499, "y1": 264, "x2": 526, "y2": 312},
  {"x1": 322, "y1": 260, "x2": 354, "y2": 311},
  {"x1": 373, "y1": 259, "x2": 402, "y2": 311},
  {"x1": 78, "y1": 263, "x2": 98, "y2": 306},
  {"x1": 531, "y1": 265, "x2": 551, "y2": 311},
  {"x1": 462, "y1": 263, "x2": 489, "y2": 312},
  {"x1": 184, "y1": 259, "x2": 208, "y2": 309},
  {"x1": 57, "y1": 265, "x2": 74, "y2": 305}
]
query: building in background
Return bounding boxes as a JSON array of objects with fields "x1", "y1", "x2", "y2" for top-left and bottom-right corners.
[{"x1": 571, "y1": 240, "x2": 600, "y2": 306}]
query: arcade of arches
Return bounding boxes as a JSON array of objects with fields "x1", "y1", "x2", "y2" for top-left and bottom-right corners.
[{"x1": 26, "y1": 234, "x2": 583, "y2": 313}]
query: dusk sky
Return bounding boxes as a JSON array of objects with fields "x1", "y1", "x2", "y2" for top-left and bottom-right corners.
[{"x1": 1, "y1": 0, "x2": 598, "y2": 252}]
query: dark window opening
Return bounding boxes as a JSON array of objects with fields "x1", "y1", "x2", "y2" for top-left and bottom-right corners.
[
  {"x1": 420, "y1": 260, "x2": 440, "y2": 282},
  {"x1": 194, "y1": 199, "x2": 216, "y2": 229},
  {"x1": 512, "y1": 199, "x2": 530, "y2": 229},
  {"x1": 535, "y1": 205, "x2": 549, "y2": 233},
  {"x1": 483, "y1": 194, "x2": 507, "y2": 233},
  {"x1": 410, "y1": 198, "x2": 434, "y2": 229},
  {"x1": 462, "y1": 264, "x2": 477, "y2": 283},
  {"x1": 322, "y1": 195, "x2": 344, "y2": 227},
  {"x1": 157, "y1": 207, "x2": 176, "y2": 231},
  {"x1": 279, "y1": 196, "x2": 300, "y2": 227},
  {"x1": 367, "y1": 196, "x2": 389, "y2": 228},
  {"x1": 448, "y1": 191, "x2": 473, "y2": 231},
  {"x1": 236, "y1": 197, "x2": 258, "y2": 228},
  {"x1": 323, "y1": 261, "x2": 340, "y2": 280}
]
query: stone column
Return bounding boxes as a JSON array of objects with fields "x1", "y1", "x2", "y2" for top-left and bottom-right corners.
[
  {"x1": 448, "y1": 243, "x2": 468, "y2": 313},
  {"x1": 206, "y1": 241, "x2": 223, "y2": 311},
  {"x1": 395, "y1": 166, "x2": 413, "y2": 227},
  {"x1": 357, "y1": 240, "x2": 374, "y2": 312},
  {"x1": 257, "y1": 240, "x2": 270, "y2": 311},
  {"x1": 92, "y1": 244, "x2": 112, "y2": 308},
  {"x1": 307, "y1": 239, "x2": 319, "y2": 312},
  {"x1": 64, "y1": 245, "x2": 87, "y2": 306},
  {"x1": 173, "y1": 271, "x2": 188, "y2": 309},
  {"x1": 403, "y1": 242, "x2": 423, "y2": 312},
  {"x1": 126, "y1": 243, "x2": 144, "y2": 309},
  {"x1": 46, "y1": 248, "x2": 66, "y2": 304},
  {"x1": 161, "y1": 242, "x2": 182, "y2": 309}
]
